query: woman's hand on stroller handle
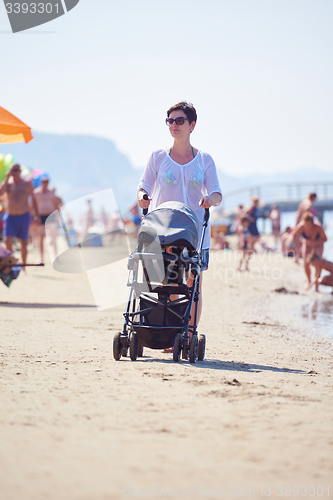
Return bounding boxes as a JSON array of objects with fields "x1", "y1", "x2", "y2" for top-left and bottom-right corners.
[
  {"x1": 199, "y1": 196, "x2": 212, "y2": 209},
  {"x1": 138, "y1": 190, "x2": 152, "y2": 210}
]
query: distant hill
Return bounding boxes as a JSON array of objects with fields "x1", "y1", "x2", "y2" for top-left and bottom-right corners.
[
  {"x1": 0, "y1": 132, "x2": 142, "y2": 213},
  {"x1": 1, "y1": 132, "x2": 332, "y2": 213}
]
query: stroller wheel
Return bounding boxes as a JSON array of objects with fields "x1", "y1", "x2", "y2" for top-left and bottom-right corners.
[
  {"x1": 189, "y1": 334, "x2": 198, "y2": 364},
  {"x1": 113, "y1": 332, "x2": 122, "y2": 361},
  {"x1": 121, "y1": 347, "x2": 128, "y2": 357},
  {"x1": 138, "y1": 342, "x2": 144, "y2": 357},
  {"x1": 173, "y1": 333, "x2": 182, "y2": 362},
  {"x1": 197, "y1": 334, "x2": 206, "y2": 361},
  {"x1": 181, "y1": 334, "x2": 189, "y2": 360},
  {"x1": 130, "y1": 332, "x2": 138, "y2": 361}
]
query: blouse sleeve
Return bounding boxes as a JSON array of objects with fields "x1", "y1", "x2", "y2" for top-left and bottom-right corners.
[
  {"x1": 137, "y1": 151, "x2": 158, "y2": 197},
  {"x1": 203, "y1": 153, "x2": 223, "y2": 205}
]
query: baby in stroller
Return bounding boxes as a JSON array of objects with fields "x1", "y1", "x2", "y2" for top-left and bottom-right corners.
[{"x1": 113, "y1": 201, "x2": 209, "y2": 363}]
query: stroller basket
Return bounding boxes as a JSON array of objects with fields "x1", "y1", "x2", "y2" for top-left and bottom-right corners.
[{"x1": 133, "y1": 296, "x2": 189, "y2": 349}]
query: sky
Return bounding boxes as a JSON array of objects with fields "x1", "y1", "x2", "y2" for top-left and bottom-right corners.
[{"x1": 1, "y1": 0, "x2": 333, "y2": 176}]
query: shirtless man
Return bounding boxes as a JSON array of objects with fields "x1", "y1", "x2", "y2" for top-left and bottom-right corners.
[
  {"x1": 0, "y1": 164, "x2": 40, "y2": 265},
  {"x1": 34, "y1": 176, "x2": 57, "y2": 263},
  {"x1": 296, "y1": 193, "x2": 317, "y2": 225}
]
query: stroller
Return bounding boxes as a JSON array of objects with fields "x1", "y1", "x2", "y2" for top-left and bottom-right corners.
[{"x1": 113, "y1": 200, "x2": 209, "y2": 363}]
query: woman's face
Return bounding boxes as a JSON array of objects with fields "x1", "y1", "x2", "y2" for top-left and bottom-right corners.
[{"x1": 167, "y1": 110, "x2": 195, "y2": 140}]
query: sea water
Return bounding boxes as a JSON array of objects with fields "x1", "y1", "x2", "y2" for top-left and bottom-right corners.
[{"x1": 297, "y1": 295, "x2": 333, "y2": 338}]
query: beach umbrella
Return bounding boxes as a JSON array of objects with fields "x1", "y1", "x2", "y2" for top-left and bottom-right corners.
[{"x1": 0, "y1": 106, "x2": 33, "y2": 144}]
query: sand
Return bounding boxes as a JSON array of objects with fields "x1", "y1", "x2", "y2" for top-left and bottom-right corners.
[{"x1": 0, "y1": 242, "x2": 332, "y2": 500}]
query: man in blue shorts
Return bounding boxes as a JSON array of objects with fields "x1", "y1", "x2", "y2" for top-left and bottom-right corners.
[{"x1": 0, "y1": 164, "x2": 40, "y2": 266}]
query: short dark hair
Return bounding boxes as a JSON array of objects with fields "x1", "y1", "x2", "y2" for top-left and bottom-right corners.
[
  {"x1": 167, "y1": 101, "x2": 197, "y2": 123},
  {"x1": 308, "y1": 192, "x2": 317, "y2": 201}
]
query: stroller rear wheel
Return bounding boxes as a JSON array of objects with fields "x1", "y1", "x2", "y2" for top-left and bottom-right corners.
[
  {"x1": 197, "y1": 334, "x2": 206, "y2": 361},
  {"x1": 113, "y1": 332, "x2": 122, "y2": 361},
  {"x1": 173, "y1": 333, "x2": 182, "y2": 362},
  {"x1": 121, "y1": 347, "x2": 128, "y2": 357},
  {"x1": 189, "y1": 334, "x2": 198, "y2": 364},
  {"x1": 130, "y1": 332, "x2": 138, "y2": 361}
]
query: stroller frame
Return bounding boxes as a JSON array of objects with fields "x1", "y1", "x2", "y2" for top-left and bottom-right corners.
[{"x1": 113, "y1": 206, "x2": 209, "y2": 363}]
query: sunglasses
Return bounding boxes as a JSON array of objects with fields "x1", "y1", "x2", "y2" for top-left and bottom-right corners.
[
  {"x1": 166, "y1": 117, "x2": 190, "y2": 126},
  {"x1": 11, "y1": 169, "x2": 20, "y2": 172}
]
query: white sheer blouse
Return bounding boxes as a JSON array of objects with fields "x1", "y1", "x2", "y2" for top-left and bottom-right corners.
[{"x1": 138, "y1": 149, "x2": 222, "y2": 249}]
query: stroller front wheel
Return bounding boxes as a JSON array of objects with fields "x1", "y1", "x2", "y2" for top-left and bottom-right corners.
[
  {"x1": 197, "y1": 334, "x2": 206, "y2": 361},
  {"x1": 130, "y1": 332, "x2": 138, "y2": 361},
  {"x1": 189, "y1": 334, "x2": 198, "y2": 364},
  {"x1": 113, "y1": 332, "x2": 122, "y2": 361}
]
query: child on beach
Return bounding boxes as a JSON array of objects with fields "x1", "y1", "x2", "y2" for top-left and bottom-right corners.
[
  {"x1": 306, "y1": 251, "x2": 333, "y2": 292},
  {"x1": 237, "y1": 215, "x2": 251, "y2": 271},
  {"x1": 281, "y1": 226, "x2": 295, "y2": 257}
]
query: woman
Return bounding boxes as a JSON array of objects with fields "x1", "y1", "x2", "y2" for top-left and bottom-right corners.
[
  {"x1": 137, "y1": 101, "x2": 222, "y2": 334},
  {"x1": 307, "y1": 251, "x2": 333, "y2": 292},
  {"x1": 292, "y1": 212, "x2": 327, "y2": 290}
]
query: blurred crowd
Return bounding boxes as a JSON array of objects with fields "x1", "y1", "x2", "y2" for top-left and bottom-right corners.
[
  {"x1": 210, "y1": 192, "x2": 332, "y2": 291},
  {"x1": 1, "y1": 165, "x2": 332, "y2": 292}
]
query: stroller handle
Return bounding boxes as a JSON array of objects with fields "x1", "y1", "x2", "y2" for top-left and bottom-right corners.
[
  {"x1": 142, "y1": 193, "x2": 149, "y2": 216},
  {"x1": 204, "y1": 208, "x2": 210, "y2": 224}
]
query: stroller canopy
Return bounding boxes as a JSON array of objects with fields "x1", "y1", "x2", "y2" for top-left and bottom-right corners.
[{"x1": 139, "y1": 201, "x2": 199, "y2": 251}]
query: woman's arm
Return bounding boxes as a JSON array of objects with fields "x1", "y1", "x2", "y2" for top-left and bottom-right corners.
[
  {"x1": 292, "y1": 223, "x2": 303, "y2": 243},
  {"x1": 199, "y1": 192, "x2": 222, "y2": 208},
  {"x1": 137, "y1": 151, "x2": 159, "y2": 210}
]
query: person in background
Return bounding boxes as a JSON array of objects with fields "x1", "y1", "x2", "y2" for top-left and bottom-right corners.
[
  {"x1": 266, "y1": 204, "x2": 281, "y2": 249},
  {"x1": 34, "y1": 175, "x2": 57, "y2": 263},
  {"x1": 211, "y1": 227, "x2": 227, "y2": 251},
  {"x1": 245, "y1": 196, "x2": 260, "y2": 253},
  {"x1": 0, "y1": 164, "x2": 40, "y2": 267},
  {"x1": 281, "y1": 227, "x2": 295, "y2": 257},
  {"x1": 307, "y1": 251, "x2": 333, "y2": 292},
  {"x1": 237, "y1": 215, "x2": 251, "y2": 271},
  {"x1": 234, "y1": 204, "x2": 244, "y2": 249},
  {"x1": 296, "y1": 192, "x2": 317, "y2": 225},
  {"x1": 294, "y1": 193, "x2": 317, "y2": 262},
  {"x1": 292, "y1": 212, "x2": 327, "y2": 290},
  {"x1": 52, "y1": 187, "x2": 63, "y2": 211}
]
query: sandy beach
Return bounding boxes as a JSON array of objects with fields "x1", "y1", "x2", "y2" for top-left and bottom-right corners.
[{"x1": 1, "y1": 243, "x2": 332, "y2": 500}]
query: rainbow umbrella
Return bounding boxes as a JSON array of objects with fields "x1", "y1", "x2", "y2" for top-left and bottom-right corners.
[{"x1": 0, "y1": 106, "x2": 33, "y2": 144}]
